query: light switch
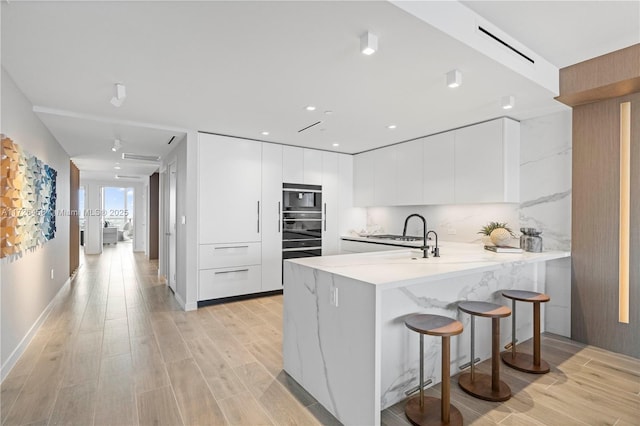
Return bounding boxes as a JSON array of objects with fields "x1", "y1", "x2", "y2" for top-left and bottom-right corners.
[{"x1": 181, "y1": 216, "x2": 186, "y2": 225}]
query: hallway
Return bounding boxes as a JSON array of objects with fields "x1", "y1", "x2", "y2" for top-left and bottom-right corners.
[{"x1": 1, "y1": 245, "x2": 639, "y2": 425}]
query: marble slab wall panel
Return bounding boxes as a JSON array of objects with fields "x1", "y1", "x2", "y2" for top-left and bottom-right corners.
[
  {"x1": 380, "y1": 262, "x2": 544, "y2": 409},
  {"x1": 519, "y1": 110, "x2": 572, "y2": 251},
  {"x1": 283, "y1": 262, "x2": 380, "y2": 426}
]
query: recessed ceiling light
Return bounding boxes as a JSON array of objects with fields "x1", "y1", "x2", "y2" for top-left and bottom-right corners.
[
  {"x1": 114, "y1": 166, "x2": 121, "y2": 170},
  {"x1": 446, "y1": 69, "x2": 462, "y2": 88},
  {"x1": 324, "y1": 110, "x2": 333, "y2": 115},
  {"x1": 261, "y1": 131, "x2": 270, "y2": 136},
  {"x1": 387, "y1": 124, "x2": 397, "y2": 130},
  {"x1": 305, "y1": 105, "x2": 316, "y2": 111},
  {"x1": 111, "y1": 139, "x2": 121, "y2": 152},
  {"x1": 360, "y1": 31, "x2": 378, "y2": 55},
  {"x1": 501, "y1": 95, "x2": 515, "y2": 110},
  {"x1": 332, "y1": 143, "x2": 340, "y2": 147}
]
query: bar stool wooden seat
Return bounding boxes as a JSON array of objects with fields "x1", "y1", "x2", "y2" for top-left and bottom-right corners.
[
  {"x1": 501, "y1": 290, "x2": 551, "y2": 374},
  {"x1": 457, "y1": 301, "x2": 512, "y2": 402},
  {"x1": 404, "y1": 314, "x2": 464, "y2": 426}
]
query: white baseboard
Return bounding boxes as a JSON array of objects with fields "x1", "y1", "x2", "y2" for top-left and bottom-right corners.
[
  {"x1": 1, "y1": 277, "x2": 71, "y2": 382},
  {"x1": 184, "y1": 301, "x2": 197, "y2": 311}
]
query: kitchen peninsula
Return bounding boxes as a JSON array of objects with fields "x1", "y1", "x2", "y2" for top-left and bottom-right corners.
[{"x1": 282, "y1": 242, "x2": 570, "y2": 425}]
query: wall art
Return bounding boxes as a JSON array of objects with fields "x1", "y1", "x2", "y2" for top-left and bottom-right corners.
[{"x1": 1, "y1": 135, "x2": 57, "y2": 259}]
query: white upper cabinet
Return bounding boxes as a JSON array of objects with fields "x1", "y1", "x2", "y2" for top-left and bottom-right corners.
[
  {"x1": 303, "y1": 149, "x2": 323, "y2": 185},
  {"x1": 282, "y1": 146, "x2": 323, "y2": 185},
  {"x1": 423, "y1": 132, "x2": 455, "y2": 205},
  {"x1": 454, "y1": 118, "x2": 520, "y2": 203},
  {"x1": 352, "y1": 117, "x2": 520, "y2": 207},
  {"x1": 373, "y1": 146, "x2": 396, "y2": 206},
  {"x1": 198, "y1": 133, "x2": 262, "y2": 244},
  {"x1": 354, "y1": 150, "x2": 375, "y2": 207},
  {"x1": 395, "y1": 139, "x2": 424, "y2": 205},
  {"x1": 282, "y1": 146, "x2": 304, "y2": 183}
]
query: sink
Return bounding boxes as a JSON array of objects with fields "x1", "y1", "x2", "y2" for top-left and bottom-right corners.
[{"x1": 365, "y1": 234, "x2": 423, "y2": 242}]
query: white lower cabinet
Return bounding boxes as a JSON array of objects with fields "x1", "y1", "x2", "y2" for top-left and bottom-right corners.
[
  {"x1": 198, "y1": 265, "x2": 262, "y2": 300},
  {"x1": 198, "y1": 243, "x2": 261, "y2": 270}
]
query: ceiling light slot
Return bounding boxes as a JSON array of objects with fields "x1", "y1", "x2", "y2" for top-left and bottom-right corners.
[
  {"x1": 477, "y1": 26, "x2": 535, "y2": 64},
  {"x1": 115, "y1": 175, "x2": 140, "y2": 180},
  {"x1": 297, "y1": 121, "x2": 323, "y2": 133}
]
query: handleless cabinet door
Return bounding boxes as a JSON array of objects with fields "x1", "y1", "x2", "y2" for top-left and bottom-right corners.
[
  {"x1": 198, "y1": 133, "x2": 262, "y2": 244},
  {"x1": 423, "y1": 132, "x2": 455, "y2": 205},
  {"x1": 303, "y1": 149, "x2": 323, "y2": 185},
  {"x1": 282, "y1": 146, "x2": 304, "y2": 184},
  {"x1": 373, "y1": 146, "x2": 396, "y2": 206},
  {"x1": 396, "y1": 139, "x2": 424, "y2": 205},
  {"x1": 354, "y1": 151, "x2": 375, "y2": 207}
]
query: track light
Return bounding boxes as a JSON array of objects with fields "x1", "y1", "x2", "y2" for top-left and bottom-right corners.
[
  {"x1": 446, "y1": 70, "x2": 462, "y2": 88},
  {"x1": 360, "y1": 31, "x2": 378, "y2": 55},
  {"x1": 110, "y1": 83, "x2": 126, "y2": 107},
  {"x1": 112, "y1": 139, "x2": 121, "y2": 152},
  {"x1": 501, "y1": 95, "x2": 515, "y2": 110}
]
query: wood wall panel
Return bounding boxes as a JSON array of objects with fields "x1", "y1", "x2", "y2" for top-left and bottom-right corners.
[
  {"x1": 571, "y1": 92, "x2": 640, "y2": 357},
  {"x1": 69, "y1": 161, "x2": 80, "y2": 275},
  {"x1": 559, "y1": 44, "x2": 640, "y2": 98},
  {"x1": 148, "y1": 172, "x2": 159, "y2": 260}
]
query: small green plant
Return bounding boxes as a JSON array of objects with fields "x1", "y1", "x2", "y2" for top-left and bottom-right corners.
[{"x1": 478, "y1": 221, "x2": 515, "y2": 237}]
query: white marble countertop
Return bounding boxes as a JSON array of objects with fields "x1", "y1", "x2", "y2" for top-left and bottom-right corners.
[
  {"x1": 341, "y1": 234, "x2": 424, "y2": 248},
  {"x1": 286, "y1": 241, "x2": 570, "y2": 289}
]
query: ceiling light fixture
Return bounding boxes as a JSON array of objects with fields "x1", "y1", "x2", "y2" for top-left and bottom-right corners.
[
  {"x1": 446, "y1": 69, "x2": 462, "y2": 88},
  {"x1": 110, "y1": 83, "x2": 126, "y2": 107},
  {"x1": 324, "y1": 110, "x2": 333, "y2": 115},
  {"x1": 332, "y1": 143, "x2": 340, "y2": 147},
  {"x1": 111, "y1": 139, "x2": 121, "y2": 152},
  {"x1": 114, "y1": 166, "x2": 121, "y2": 170},
  {"x1": 360, "y1": 31, "x2": 378, "y2": 55},
  {"x1": 261, "y1": 131, "x2": 270, "y2": 136},
  {"x1": 501, "y1": 95, "x2": 515, "y2": 110},
  {"x1": 305, "y1": 105, "x2": 316, "y2": 111},
  {"x1": 387, "y1": 124, "x2": 397, "y2": 130}
]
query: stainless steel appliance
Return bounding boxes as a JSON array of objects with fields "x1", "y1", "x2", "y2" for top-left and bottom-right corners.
[{"x1": 282, "y1": 184, "x2": 322, "y2": 262}]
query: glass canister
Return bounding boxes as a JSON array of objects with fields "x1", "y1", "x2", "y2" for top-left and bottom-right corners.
[{"x1": 520, "y1": 228, "x2": 543, "y2": 252}]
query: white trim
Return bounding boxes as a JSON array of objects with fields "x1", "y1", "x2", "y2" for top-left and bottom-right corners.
[
  {"x1": 184, "y1": 302, "x2": 198, "y2": 312},
  {"x1": 1, "y1": 277, "x2": 71, "y2": 382}
]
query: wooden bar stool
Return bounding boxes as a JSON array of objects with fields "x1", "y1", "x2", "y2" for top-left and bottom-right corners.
[
  {"x1": 501, "y1": 290, "x2": 551, "y2": 374},
  {"x1": 457, "y1": 301, "x2": 512, "y2": 402},
  {"x1": 404, "y1": 314, "x2": 464, "y2": 426}
]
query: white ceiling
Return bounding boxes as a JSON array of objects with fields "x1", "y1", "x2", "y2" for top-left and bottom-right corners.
[{"x1": 2, "y1": 1, "x2": 638, "y2": 178}]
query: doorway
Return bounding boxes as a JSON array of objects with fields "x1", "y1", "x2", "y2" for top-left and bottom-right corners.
[
  {"x1": 103, "y1": 186, "x2": 135, "y2": 248},
  {"x1": 168, "y1": 162, "x2": 177, "y2": 293}
]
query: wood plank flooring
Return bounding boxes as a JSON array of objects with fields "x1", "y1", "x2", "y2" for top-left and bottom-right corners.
[{"x1": 1, "y1": 243, "x2": 638, "y2": 425}]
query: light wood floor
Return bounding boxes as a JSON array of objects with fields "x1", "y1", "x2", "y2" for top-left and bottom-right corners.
[{"x1": 2, "y1": 244, "x2": 639, "y2": 425}]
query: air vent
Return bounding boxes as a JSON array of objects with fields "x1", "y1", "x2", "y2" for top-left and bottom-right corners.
[
  {"x1": 121, "y1": 153, "x2": 161, "y2": 162},
  {"x1": 478, "y1": 26, "x2": 535, "y2": 64},
  {"x1": 115, "y1": 175, "x2": 140, "y2": 180},
  {"x1": 298, "y1": 121, "x2": 322, "y2": 133}
]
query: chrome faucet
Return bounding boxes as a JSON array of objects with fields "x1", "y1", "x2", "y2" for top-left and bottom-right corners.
[{"x1": 402, "y1": 214, "x2": 428, "y2": 258}]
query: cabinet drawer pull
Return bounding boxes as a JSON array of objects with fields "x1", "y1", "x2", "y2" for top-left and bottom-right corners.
[
  {"x1": 257, "y1": 200, "x2": 260, "y2": 233},
  {"x1": 214, "y1": 269, "x2": 249, "y2": 275},
  {"x1": 323, "y1": 203, "x2": 327, "y2": 232},
  {"x1": 278, "y1": 201, "x2": 281, "y2": 233},
  {"x1": 214, "y1": 246, "x2": 249, "y2": 250}
]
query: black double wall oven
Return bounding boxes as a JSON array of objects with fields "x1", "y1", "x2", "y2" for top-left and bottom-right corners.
[{"x1": 282, "y1": 183, "x2": 322, "y2": 266}]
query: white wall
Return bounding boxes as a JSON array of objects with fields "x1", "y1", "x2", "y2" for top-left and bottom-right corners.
[
  {"x1": 1, "y1": 68, "x2": 70, "y2": 376},
  {"x1": 159, "y1": 133, "x2": 197, "y2": 311}
]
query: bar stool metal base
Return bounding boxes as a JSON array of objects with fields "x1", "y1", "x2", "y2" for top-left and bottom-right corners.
[
  {"x1": 501, "y1": 351, "x2": 550, "y2": 374},
  {"x1": 458, "y1": 372, "x2": 511, "y2": 402},
  {"x1": 405, "y1": 396, "x2": 463, "y2": 426}
]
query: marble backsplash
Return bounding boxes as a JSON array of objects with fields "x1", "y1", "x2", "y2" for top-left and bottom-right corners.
[{"x1": 362, "y1": 110, "x2": 572, "y2": 251}]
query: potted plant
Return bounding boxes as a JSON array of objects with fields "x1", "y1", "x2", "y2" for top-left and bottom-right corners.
[{"x1": 478, "y1": 221, "x2": 516, "y2": 246}]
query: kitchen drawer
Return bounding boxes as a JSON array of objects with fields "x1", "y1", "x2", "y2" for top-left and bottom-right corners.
[
  {"x1": 198, "y1": 265, "x2": 261, "y2": 300},
  {"x1": 199, "y1": 242, "x2": 261, "y2": 269}
]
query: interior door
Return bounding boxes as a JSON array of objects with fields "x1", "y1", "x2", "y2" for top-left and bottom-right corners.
[{"x1": 168, "y1": 162, "x2": 177, "y2": 292}]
